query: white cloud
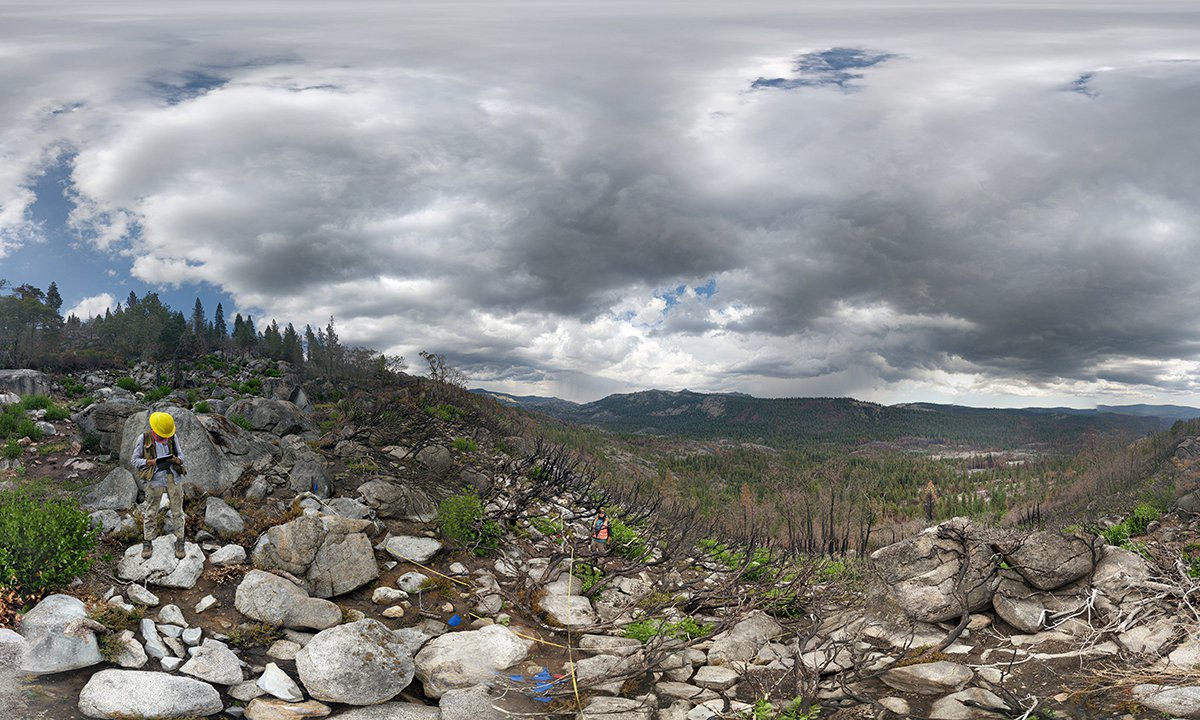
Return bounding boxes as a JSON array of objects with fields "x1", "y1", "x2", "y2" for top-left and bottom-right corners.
[{"x1": 65, "y1": 292, "x2": 114, "y2": 320}]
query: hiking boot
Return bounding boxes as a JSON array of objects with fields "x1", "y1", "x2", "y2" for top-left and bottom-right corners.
[
  {"x1": 174, "y1": 539, "x2": 186, "y2": 559},
  {"x1": 141, "y1": 541, "x2": 153, "y2": 559}
]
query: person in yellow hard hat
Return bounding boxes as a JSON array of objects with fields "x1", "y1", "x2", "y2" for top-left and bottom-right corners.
[{"x1": 131, "y1": 411, "x2": 188, "y2": 559}]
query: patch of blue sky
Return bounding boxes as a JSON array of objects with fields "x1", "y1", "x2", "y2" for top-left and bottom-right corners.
[
  {"x1": 693, "y1": 278, "x2": 717, "y2": 298},
  {"x1": 752, "y1": 47, "x2": 896, "y2": 92},
  {"x1": 7, "y1": 155, "x2": 235, "y2": 323},
  {"x1": 1067, "y1": 72, "x2": 1098, "y2": 98},
  {"x1": 146, "y1": 70, "x2": 229, "y2": 105}
]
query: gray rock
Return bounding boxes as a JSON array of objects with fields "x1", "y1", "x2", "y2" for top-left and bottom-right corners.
[
  {"x1": 295, "y1": 619, "x2": 415, "y2": 705},
  {"x1": 397, "y1": 572, "x2": 429, "y2": 593},
  {"x1": 1133, "y1": 684, "x2": 1200, "y2": 717},
  {"x1": 881, "y1": 660, "x2": 973, "y2": 695},
  {"x1": 158, "y1": 624, "x2": 184, "y2": 639},
  {"x1": 655, "y1": 682, "x2": 717, "y2": 702},
  {"x1": 693, "y1": 665, "x2": 739, "y2": 691},
  {"x1": 183, "y1": 627, "x2": 203, "y2": 647},
  {"x1": 250, "y1": 514, "x2": 378, "y2": 598},
  {"x1": 540, "y1": 594, "x2": 599, "y2": 628},
  {"x1": 204, "y1": 497, "x2": 246, "y2": 539},
  {"x1": 991, "y1": 578, "x2": 1045, "y2": 634},
  {"x1": 126, "y1": 583, "x2": 160, "y2": 607},
  {"x1": 320, "y1": 497, "x2": 371, "y2": 520},
  {"x1": 244, "y1": 698, "x2": 331, "y2": 718},
  {"x1": 210, "y1": 543, "x2": 248, "y2": 566},
  {"x1": 583, "y1": 696, "x2": 654, "y2": 720},
  {"x1": 372, "y1": 587, "x2": 409, "y2": 604},
  {"x1": 392, "y1": 627, "x2": 432, "y2": 656},
  {"x1": 89, "y1": 509, "x2": 138, "y2": 537},
  {"x1": 0, "y1": 628, "x2": 28, "y2": 669},
  {"x1": 35, "y1": 420, "x2": 56, "y2": 436},
  {"x1": 1092, "y1": 545, "x2": 1151, "y2": 604},
  {"x1": 195, "y1": 595, "x2": 219, "y2": 613},
  {"x1": 116, "y1": 536, "x2": 205, "y2": 589},
  {"x1": 414, "y1": 624, "x2": 533, "y2": 698},
  {"x1": 141, "y1": 618, "x2": 169, "y2": 659},
  {"x1": 708, "y1": 611, "x2": 783, "y2": 666},
  {"x1": 578, "y1": 635, "x2": 644, "y2": 657},
  {"x1": 19, "y1": 594, "x2": 104, "y2": 674},
  {"x1": 180, "y1": 641, "x2": 243, "y2": 685},
  {"x1": 997, "y1": 531, "x2": 1099, "y2": 591},
  {"x1": 575, "y1": 652, "x2": 635, "y2": 694},
  {"x1": 78, "y1": 669, "x2": 223, "y2": 718},
  {"x1": 267, "y1": 639, "x2": 303, "y2": 661},
  {"x1": 81, "y1": 467, "x2": 139, "y2": 511},
  {"x1": 234, "y1": 570, "x2": 342, "y2": 631},
  {"x1": 112, "y1": 630, "x2": 148, "y2": 668},
  {"x1": 1119, "y1": 621, "x2": 1178, "y2": 655},
  {"x1": 1179, "y1": 488, "x2": 1200, "y2": 515},
  {"x1": 257, "y1": 662, "x2": 304, "y2": 701},
  {"x1": 159, "y1": 604, "x2": 187, "y2": 627},
  {"x1": 357, "y1": 478, "x2": 439, "y2": 521},
  {"x1": 0, "y1": 369, "x2": 52, "y2": 398},
  {"x1": 226, "y1": 397, "x2": 314, "y2": 437},
  {"x1": 282, "y1": 441, "x2": 332, "y2": 497},
  {"x1": 441, "y1": 685, "x2": 503, "y2": 720},
  {"x1": 869, "y1": 517, "x2": 999, "y2": 623},
  {"x1": 384, "y1": 536, "x2": 443, "y2": 564},
  {"x1": 929, "y1": 687, "x2": 1009, "y2": 719},
  {"x1": 330, "y1": 702, "x2": 441, "y2": 720},
  {"x1": 416, "y1": 445, "x2": 455, "y2": 474},
  {"x1": 161, "y1": 656, "x2": 184, "y2": 671},
  {"x1": 230, "y1": 680, "x2": 268, "y2": 702},
  {"x1": 72, "y1": 399, "x2": 145, "y2": 453}
]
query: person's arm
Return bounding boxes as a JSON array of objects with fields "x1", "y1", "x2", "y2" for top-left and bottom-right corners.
[{"x1": 131, "y1": 434, "x2": 151, "y2": 469}]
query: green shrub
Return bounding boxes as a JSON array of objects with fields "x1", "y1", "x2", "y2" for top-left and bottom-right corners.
[
  {"x1": 452, "y1": 437, "x2": 478, "y2": 452},
  {"x1": 43, "y1": 406, "x2": 70, "y2": 422},
  {"x1": 82, "y1": 433, "x2": 102, "y2": 454},
  {"x1": 19, "y1": 395, "x2": 52, "y2": 411},
  {"x1": 115, "y1": 377, "x2": 141, "y2": 392},
  {"x1": 236, "y1": 379, "x2": 262, "y2": 396},
  {"x1": 186, "y1": 389, "x2": 199, "y2": 405},
  {"x1": 2, "y1": 440, "x2": 19, "y2": 460},
  {"x1": 608, "y1": 517, "x2": 650, "y2": 562},
  {"x1": 426, "y1": 404, "x2": 464, "y2": 423},
  {"x1": 263, "y1": 368, "x2": 281, "y2": 378},
  {"x1": 744, "y1": 697, "x2": 820, "y2": 720},
  {"x1": 436, "y1": 493, "x2": 501, "y2": 556},
  {"x1": 143, "y1": 386, "x2": 172, "y2": 403},
  {"x1": 1127, "y1": 503, "x2": 1161, "y2": 537},
  {"x1": 0, "y1": 405, "x2": 26, "y2": 438},
  {"x1": 622, "y1": 617, "x2": 713, "y2": 644},
  {"x1": 230, "y1": 415, "x2": 253, "y2": 432},
  {"x1": 570, "y1": 562, "x2": 603, "y2": 593},
  {"x1": 61, "y1": 377, "x2": 86, "y2": 398},
  {"x1": 89, "y1": 603, "x2": 143, "y2": 631},
  {"x1": 529, "y1": 515, "x2": 564, "y2": 537},
  {"x1": 0, "y1": 491, "x2": 98, "y2": 596},
  {"x1": 16, "y1": 418, "x2": 41, "y2": 442},
  {"x1": 193, "y1": 401, "x2": 210, "y2": 414}
]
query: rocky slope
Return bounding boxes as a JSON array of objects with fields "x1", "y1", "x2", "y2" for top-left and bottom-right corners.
[{"x1": 1, "y1": 367, "x2": 1200, "y2": 719}]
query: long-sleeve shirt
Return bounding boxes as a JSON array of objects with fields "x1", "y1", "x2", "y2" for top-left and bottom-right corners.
[{"x1": 131, "y1": 433, "x2": 185, "y2": 487}]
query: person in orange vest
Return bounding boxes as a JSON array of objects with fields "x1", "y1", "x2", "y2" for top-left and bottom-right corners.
[
  {"x1": 590, "y1": 508, "x2": 611, "y2": 555},
  {"x1": 131, "y1": 411, "x2": 188, "y2": 559}
]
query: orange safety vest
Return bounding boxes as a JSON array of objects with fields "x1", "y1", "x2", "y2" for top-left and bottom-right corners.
[{"x1": 592, "y1": 515, "x2": 610, "y2": 541}]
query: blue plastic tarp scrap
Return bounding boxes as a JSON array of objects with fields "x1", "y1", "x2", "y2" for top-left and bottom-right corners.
[{"x1": 506, "y1": 667, "x2": 569, "y2": 702}]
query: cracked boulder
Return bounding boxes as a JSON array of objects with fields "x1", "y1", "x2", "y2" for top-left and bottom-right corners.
[
  {"x1": 225, "y1": 397, "x2": 315, "y2": 437},
  {"x1": 869, "y1": 517, "x2": 999, "y2": 623},
  {"x1": 295, "y1": 619, "x2": 415, "y2": 705},
  {"x1": 995, "y1": 531, "x2": 1100, "y2": 591},
  {"x1": 251, "y1": 514, "x2": 378, "y2": 597},
  {"x1": 414, "y1": 625, "x2": 533, "y2": 698},
  {"x1": 234, "y1": 570, "x2": 342, "y2": 631}
]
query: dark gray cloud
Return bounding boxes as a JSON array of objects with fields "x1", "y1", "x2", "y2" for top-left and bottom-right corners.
[{"x1": 3, "y1": 1, "x2": 1200, "y2": 404}]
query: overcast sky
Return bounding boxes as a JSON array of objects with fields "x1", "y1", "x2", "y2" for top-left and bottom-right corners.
[{"x1": 3, "y1": 1, "x2": 1200, "y2": 406}]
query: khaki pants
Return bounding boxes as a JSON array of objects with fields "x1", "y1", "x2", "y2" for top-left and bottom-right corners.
[{"x1": 143, "y1": 477, "x2": 185, "y2": 541}]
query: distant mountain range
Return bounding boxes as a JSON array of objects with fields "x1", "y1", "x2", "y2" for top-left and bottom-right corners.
[{"x1": 471, "y1": 388, "x2": 1200, "y2": 449}]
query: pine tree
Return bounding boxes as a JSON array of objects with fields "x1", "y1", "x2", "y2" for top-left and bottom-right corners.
[
  {"x1": 213, "y1": 302, "x2": 227, "y2": 339},
  {"x1": 45, "y1": 281, "x2": 63, "y2": 312}
]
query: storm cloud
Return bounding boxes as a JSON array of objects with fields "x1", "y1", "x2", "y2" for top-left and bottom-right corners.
[{"x1": 3, "y1": 1, "x2": 1200, "y2": 405}]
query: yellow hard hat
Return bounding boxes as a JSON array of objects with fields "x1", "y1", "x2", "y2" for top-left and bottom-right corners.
[{"x1": 149, "y1": 412, "x2": 176, "y2": 438}]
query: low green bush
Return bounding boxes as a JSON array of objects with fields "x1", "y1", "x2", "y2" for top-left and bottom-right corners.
[
  {"x1": 43, "y1": 406, "x2": 70, "y2": 422},
  {"x1": 622, "y1": 616, "x2": 713, "y2": 644},
  {"x1": 452, "y1": 437, "x2": 478, "y2": 452},
  {"x1": 0, "y1": 490, "x2": 98, "y2": 596},
  {"x1": 19, "y1": 395, "x2": 52, "y2": 411},
  {"x1": 426, "y1": 404, "x2": 464, "y2": 423},
  {"x1": 193, "y1": 401, "x2": 210, "y2": 414},
  {"x1": 143, "y1": 385, "x2": 172, "y2": 403},
  {"x1": 230, "y1": 415, "x2": 253, "y2": 432},
  {"x1": 570, "y1": 562, "x2": 603, "y2": 593},
  {"x1": 115, "y1": 377, "x2": 141, "y2": 392},
  {"x1": 61, "y1": 377, "x2": 86, "y2": 398},
  {"x1": 2, "y1": 440, "x2": 19, "y2": 460},
  {"x1": 608, "y1": 517, "x2": 650, "y2": 562},
  {"x1": 436, "y1": 493, "x2": 501, "y2": 556}
]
